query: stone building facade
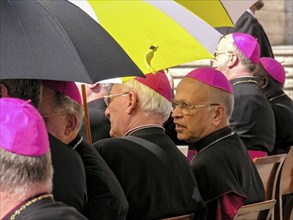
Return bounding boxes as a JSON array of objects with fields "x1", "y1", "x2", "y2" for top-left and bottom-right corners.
[{"x1": 256, "y1": 0, "x2": 292, "y2": 45}]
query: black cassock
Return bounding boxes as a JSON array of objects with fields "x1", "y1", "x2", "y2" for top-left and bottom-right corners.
[
  {"x1": 230, "y1": 77, "x2": 276, "y2": 154},
  {"x1": 69, "y1": 135, "x2": 129, "y2": 220},
  {"x1": 3, "y1": 195, "x2": 88, "y2": 220},
  {"x1": 94, "y1": 127, "x2": 206, "y2": 220},
  {"x1": 234, "y1": 11, "x2": 274, "y2": 58},
  {"x1": 49, "y1": 134, "x2": 87, "y2": 213},
  {"x1": 191, "y1": 126, "x2": 265, "y2": 220},
  {"x1": 267, "y1": 90, "x2": 293, "y2": 153}
]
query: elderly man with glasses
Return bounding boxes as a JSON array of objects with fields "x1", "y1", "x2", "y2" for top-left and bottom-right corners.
[
  {"x1": 39, "y1": 80, "x2": 128, "y2": 220},
  {"x1": 0, "y1": 79, "x2": 87, "y2": 214},
  {"x1": 172, "y1": 67, "x2": 265, "y2": 220},
  {"x1": 94, "y1": 71, "x2": 206, "y2": 220},
  {"x1": 211, "y1": 32, "x2": 275, "y2": 158}
]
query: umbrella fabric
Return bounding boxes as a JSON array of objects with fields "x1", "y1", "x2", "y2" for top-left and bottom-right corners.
[
  {"x1": 176, "y1": 0, "x2": 256, "y2": 28},
  {"x1": 70, "y1": 0, "x2": 223, "y2": 74},
  {"x1": 0, "y1": 0, "x2": 144, "y2": 83}
]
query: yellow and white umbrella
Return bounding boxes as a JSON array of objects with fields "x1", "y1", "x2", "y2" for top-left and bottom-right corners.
[
  {"x1": 70, "y1": 0, "x2": 223, "y2": 74},
  {"x1": 176, "y1": 0, "x2": 256, "y2": 28}
]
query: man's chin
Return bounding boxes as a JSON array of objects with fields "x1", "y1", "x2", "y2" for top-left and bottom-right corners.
[{"x1": 177, "y1": 133, "x2": 191, "y2": 143}]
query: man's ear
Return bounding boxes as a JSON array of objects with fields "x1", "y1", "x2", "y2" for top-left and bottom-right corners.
[
  {"x1": 126, "y1": 92, "x2": 138, "y2": 114},
  {"x1": 261, "y1": 76, "x2": 269, "y2": 89},
  {"x1": 0, "y1": 84, "x2": 9, "y2": 98},
  {"x1": 212, "y1": 105, "x2": 225, "y2": 127},
  {"x1": 65, "y1": 113, "x2": 78, "y2": 135},
  {"x1": 229, "y1": 53, "x2": 238, "y2": 67}
]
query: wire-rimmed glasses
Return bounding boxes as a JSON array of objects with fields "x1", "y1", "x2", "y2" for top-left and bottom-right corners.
[
  {"x1": 172, "y1": 99, "x2": 219, "y2": 115},
  {"x1": 103, "y1": 92, "x2": 129, "y2": 107},
  {"x1": 213, "y1": 50, "x2": 234, "y2": 60}
]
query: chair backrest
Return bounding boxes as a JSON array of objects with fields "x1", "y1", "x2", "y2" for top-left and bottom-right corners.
[
  {"x1": 161, "y1": 213, "x2": 194, "y2": 220},
  {"x1": 233, "y1": 199, "x2": 276, "y2": 220},
  {"x1": 275, "y1": 146, "x2": 293, "y2": 220},
  {"x1": 279, "y1": 147, "x2": 293, "y2": 195},
  {"x1": 254, "y1": 154, "x2": 287, "y2": 200}
]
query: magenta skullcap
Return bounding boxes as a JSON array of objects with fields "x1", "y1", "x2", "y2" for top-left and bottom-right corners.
[
  {"x1": 260, "y1": 57, "x2": 286, "y2": 84},
  {"x1": 0, "y1": 98, "x2": 49, "y2": 156},
  {"x1": 232, "y1": 32, "x2": 260, "y2": 64},
  {"x1": 42, "y1": 80, "x2": 82, "y2": 104},
  {"x1": 185, "y1": 67, "x2": 233, "y2": 94},
  {"x1": 135, "y1": 70, "x2": 172, "y2": 101}
]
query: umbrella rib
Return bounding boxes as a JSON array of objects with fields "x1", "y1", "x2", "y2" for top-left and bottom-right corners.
[{"x1": 9, "y1": 3, "x2": 40, "y2": 77}]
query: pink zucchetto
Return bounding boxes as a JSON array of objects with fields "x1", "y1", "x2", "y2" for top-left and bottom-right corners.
[
  {"x1": 42, "y1": 80, "x2": 82, "y2": 104},
  {"x1": 259, "y1": 57, "x2": 286, "y2": 84},
  {"x1": 232, "y1": 32, "x2": 260, "y2": 64},
  {"x1": 0, "y1": 98, "x2": 49, "y2": 156},
  {"x1": 185, "y1": 67, "x2": 233, "y2": 94},
  {"x1": 135, "y1": 70, "x2": 172, "y2": 101}
]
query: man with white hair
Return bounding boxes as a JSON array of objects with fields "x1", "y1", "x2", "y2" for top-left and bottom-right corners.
[
  {"x1": 0, "y1": 98, "x2": 87, "y2": 220},
  {"x1": 94, "y1": 71, "x2": 206, "y2": 220}
]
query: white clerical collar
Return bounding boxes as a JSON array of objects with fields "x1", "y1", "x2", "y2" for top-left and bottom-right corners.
[
  {"x1": 124, "y1": 124, "x2": 165, "y2": 136},
  {"x1": 247, "y1": 9, "x2": 256, "y2": 18}
]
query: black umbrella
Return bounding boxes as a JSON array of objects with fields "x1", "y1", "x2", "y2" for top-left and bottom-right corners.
[{"x1": 0, "y1": 0, "x2": 144, "y2": 83}]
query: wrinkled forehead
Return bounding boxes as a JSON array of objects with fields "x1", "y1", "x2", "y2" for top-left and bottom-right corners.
[{"x1": 217, "y1": 34, "x2": 234, "y2": 50}]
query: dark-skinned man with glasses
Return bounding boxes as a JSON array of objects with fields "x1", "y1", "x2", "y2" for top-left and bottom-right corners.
[{"x1": 172, "y1": 67, "x2": 265, "y2": 220}]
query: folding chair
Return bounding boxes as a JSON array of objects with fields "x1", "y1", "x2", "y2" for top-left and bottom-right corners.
[
  {"x1": 254, "y1": 154, "x2": 287, "y2": 220},
  {"x1": 161, "y1": 213, "x2": 194, "y2": 220},
  {"x1": 275, "y1": 147, "x2": 293, "y2": 220},
  {"x1": 233, "y1": 199, "x2": 276, "y2": 220}
]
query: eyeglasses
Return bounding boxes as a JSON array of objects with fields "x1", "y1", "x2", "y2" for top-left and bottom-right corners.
[
  {"x1": 104, "y1": 92, "x2": 129, "y2": 106},
  {"x1": 213, "y1": 50, "x2": 234, "y2": 59},
  {"x1": 41, "y1": 112, "x2": 68, "y2": 120},
  {"x1": 172, "y1": 100, "x2": 219, "y2": 115}
]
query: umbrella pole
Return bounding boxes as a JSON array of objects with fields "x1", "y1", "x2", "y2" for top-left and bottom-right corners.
[{"x1": 81, "y1": 84, "x2": 92, "y2": 144}]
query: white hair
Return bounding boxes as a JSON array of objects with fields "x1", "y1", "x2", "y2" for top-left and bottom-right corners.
[
  {"x1": 0, "y1": 148, "x2": 53, "y2": 197},
  {"x1": 122, "y1": 79, "x2": 172, "y2": 123}
]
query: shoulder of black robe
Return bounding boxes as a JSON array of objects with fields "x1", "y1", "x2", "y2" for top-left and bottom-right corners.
[
  {"x1": 234, "y1": 11, "x2": 274, "y2": 58},
  {"x1": 191, "y1": 127, "x2": 265, "y2": 205},
  {"x1": 49, "y1": 134, "x2": 87, "y2": 214},
  {"x1": 3, "y1": 197, "x2": 88, "y2": 220},
  {"x1": 80, "y1": 99, "x2": 111, "y2": 143},
  {"x1": 230, "y1": 78, "x2": 276, "y2": 153},
  {"x1": 72, "y1": 137, "x2": 128, "y2": 220},
  {"x1": 94, "y1": 127, "x2": 206, "y2": 220},
  {"x1": 267, "y1": 90, "x2": 293, "y2": 152}
]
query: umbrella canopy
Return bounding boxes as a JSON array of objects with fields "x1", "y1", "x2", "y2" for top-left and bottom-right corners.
[
  {"x1": 70, "y1": 0, "x2": 223, "y2": 74},
  {"x1": 176, "y1": 0, "x2": 256, "y2": 28},
  {"x1": 0, "y1": 0, "x2": 144, "y2": 83}
]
